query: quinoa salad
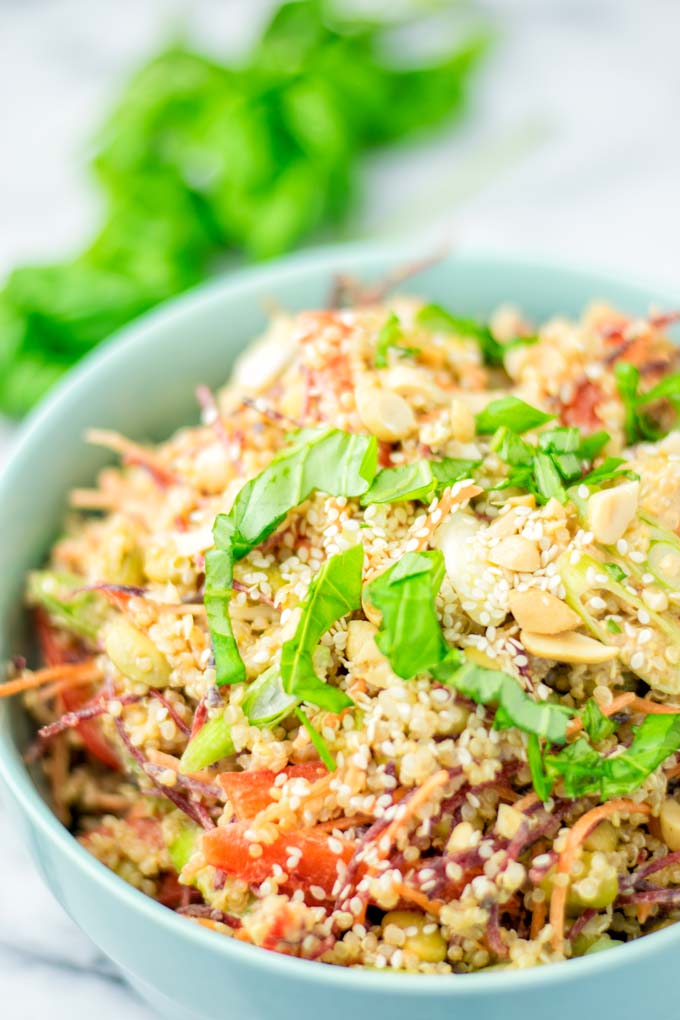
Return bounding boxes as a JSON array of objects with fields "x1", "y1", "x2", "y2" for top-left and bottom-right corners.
[{"x1": 5, "y1": 285, "x2": 680, "y2": 974}]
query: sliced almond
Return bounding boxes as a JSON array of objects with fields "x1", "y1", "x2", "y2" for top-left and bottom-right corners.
[
  {"x1": 509, "y1": 590, "x2": 581, "y2": 634},
  {"x1": 487, "y1": 508, "x2": 522, "y2": 540},
  {"x1": 354, "y1": 384, "x2": 416, "y2": 442},
  {"x1": 587, "y1": 480, "x2": 639, "y2": 545},
  {"x1": 489, "y1": 535, "x2": 541, "y2": 573},
  {"x1": 521, "y1": 629, "x2": 618, "y2": 664}
]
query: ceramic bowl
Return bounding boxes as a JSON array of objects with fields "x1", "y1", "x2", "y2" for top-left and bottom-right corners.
[{"x1": 1, "y1": 246, "x2": 678, "y2": 1020}]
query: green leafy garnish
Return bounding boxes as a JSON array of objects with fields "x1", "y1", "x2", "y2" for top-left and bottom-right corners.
[
  {"x1": 545, "y1": 714, "x2": 680, "y2": 799},
  {"x1": 179, "y1": 713, "x2": 235, "y2": 774},
  {"x1": 604, "y1": 562, "x2": 627, "y2": 583},
  {"x1": 281, "y1": 545, "x2": 361, "y2": 712},
  {"x1": 527, "y1": 733, "x2": 552, "y2": 802},
  {"x1": 374, "y1": 313, "x2": 418, "y2": 367},
  {"x1": 415, "y1": 303, "x2": 537, "y2": 367},
  {"x1": 450, "y1": 663, "x2": 573, "y2": 744},
  {"x1": 615, "y1": 362, "x2": 680, "y2": 444},
  {"x1": 475, "y1": 397, "x2": 554, "y2": 436},
  {"x1": 360, "y1": 457, "x2": 478, "y2": 506},
  {"x1": 364, "y1": 550, "x2": 457, "y2": 679},
  {"x1": 294, "y1": 706, "x2": 336, "y2": 772},
  {"x1": 1, "y1": 3, "x2": 489, "y2": 417},
  {"x1": 579, "y1": 457, "x2": 638, "y2": 488},
  {"x1": 580, "y1": 699, "x2": 616, "y2": 743},
  {"x1": 26, "y1": 571, "x2": 107, "y2": 642},
  {"x1": 533, "y1": 451, "x2": 567, "y2": 503},
  {"x1": 205, "y1": 427, "x2": 377, "y2": 684}
]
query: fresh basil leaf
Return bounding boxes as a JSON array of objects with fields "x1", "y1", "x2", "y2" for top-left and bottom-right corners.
[
  {"x1": 294, "y1": 706, "x2": 336, "y2": 772},
  {"x1": 228, "y1": 427, "x2": 378, "y2": 556},
  {"x1": 415, "y1": 303, "x2": 536, "y2": 367},
  {"x1": 552, "y1": 452, "x2": 583, "y2": 483},
  {"x1": 545, "y1": 714, "x2": 680, "y2": 800},
  {"x1": 604, "y1": 562, "x2": 627, "y2": 582},
  {"x1": 578, "y1": 429, "x2": 610, "y2": 461},
  {"x1": 533, "y1": 451, "x2": 567, "y2": 503},
  {"x1": 615, "y1": 363, "x2": 661, "y2": 443},
  {"x1": 490, "y1": 427, "x2": 533, "y2": 467},
  {"x1": 580, "y1": 699, "x2": 616, "y2": 743},
  {"x1": 637, "y1": 371, "x2": 680, "y2": 409},
  {"x1": 431, "y1": 457, "x2": 480, "y2": 489},
  {"x1": 206, "y1": 428, "x2": 378, "y2": 684},
  {"x1": 580, "y1": 457, "x2": 637, "y2": 487},
  {"x1": 280, "y1": 545, "x2": 361, "y2": 712},
  {"x1": 539, "y1": 427, "x2": 580, "y2": 454},
  {"x1": 365, "y1": 550, "x2": 450, "y2": 679},
  {"x1": 361, "y1": 461, "x2": 436, "y2": 505},
  {"x1": 476, "y1": 397, "x2": 554, "y2": 436},
  {"x1": 375, "y1": 312, "x2": 403, "y2": 368},
  {"x1": 450, "y1": 663, "x2": 573, "y2": 744},
  {"x1": 361, "y1": 457, "x2": 479, "y2": 506},
  {"x1": 527, "y1": 733, "x2": 552, "y2": 802}
]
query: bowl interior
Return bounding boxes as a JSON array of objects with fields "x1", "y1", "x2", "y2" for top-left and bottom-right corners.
[{"x1": 1, "y1": 244, "x2": 679, "y2": 994}]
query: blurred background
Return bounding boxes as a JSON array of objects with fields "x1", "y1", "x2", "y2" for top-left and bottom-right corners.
[{"x1": 0, "y1": 0, "x2": 679, "y2": 1016}]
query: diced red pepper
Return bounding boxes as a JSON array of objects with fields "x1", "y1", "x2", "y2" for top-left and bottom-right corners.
[
  {"x1": 218, "y1": 763, "x2": 328, "y2": 820},
  {"x1": 202, "y1": 822, "x2": 355, "y2": 899}
]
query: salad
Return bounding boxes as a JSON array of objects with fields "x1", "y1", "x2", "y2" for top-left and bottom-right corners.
[{"x1": 4, "y1": 285, "x2": 680, "y2": 973}]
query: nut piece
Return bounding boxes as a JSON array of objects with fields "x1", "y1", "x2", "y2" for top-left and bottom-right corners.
[
  {"x1": 509, "y1": 590, "x2": 581, "y2": 634},
  {"x1": 660, "y1": 798, "x2": 680, "y2": 851},
  {"x1": 449, "y1": 397, "x2": 476, "y2": 442},
  {"x1": 587, "y1": 480, "x2": 639, "y2": 545},
  {"x1": 354, "y1": 384, "x2": 416, "y2": 442},
  {"x1": 489, "y1": 535, "x2": 541, "y2": 573},
  {"x1": 346, "y1": 620, "x2": 382, "y2": 664},
  {"x1": 521, "y1": 629, "x2": 618, "y2": 664},
  {"x1": 104, "y1": 617, "x2": 171, "y2": 688},
  {"x1": 495, "y1": 803, "x2": 524, "y2": 840}
]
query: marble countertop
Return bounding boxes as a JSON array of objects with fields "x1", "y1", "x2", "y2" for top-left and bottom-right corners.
[{"x1": 1, "y1": 1, "x2": 679, "y2": 1016}]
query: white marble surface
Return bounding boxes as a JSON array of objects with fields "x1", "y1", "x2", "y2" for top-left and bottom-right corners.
[{"x1": 1, "y1": 1, "x2": 680, "y2": 1017}]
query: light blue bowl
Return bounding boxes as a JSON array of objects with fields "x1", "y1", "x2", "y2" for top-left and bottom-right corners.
[{"x1": 1, "y1": 246, "x2": 678, "y2": 1020}]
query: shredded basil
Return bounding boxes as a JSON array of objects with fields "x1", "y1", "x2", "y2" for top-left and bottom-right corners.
[
  {"x1": 295, "y1": 706, "x2": 336, "y2": 772},
  {"x1": 580, "y1": 699, "x2": 616, "y2": 743},
  {"x1": 416, "y1": 303, "x2": 537, "y2": 367},
  {"x1": 615, "y1": 363, "x2": 680, "y2": 444},
  {"x1": 360, "y1": 457, "x2": 479, "y2": 506},
  {"x1": 364, "y1": 550, "x2": 456, "y2": 679},
  {"x1": 281, "y1": 545, "x2": 361, "y2": 712},
  {"x1": 205, "y1": 428, "x2": 377, "y2": 684},
  {"x1": 475, "y1": 396, "x2": 554, "y2": 436},
  {"x1": 374, "y1": 313, "x2": 418, "y2": 368},
  {"x1": 545, "y1": 714, "x2": 680, "y2": 800}
]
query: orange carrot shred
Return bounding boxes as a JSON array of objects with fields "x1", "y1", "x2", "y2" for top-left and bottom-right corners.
[
  {"x1": 0, "y1": 661, "x2": 101, "y2": 699},
  {"x1": 549, "y1": 799, "x2": 651, "y2": 952},
  {"x1": 530, "y1": 899, "x2": 547, "y2": 940},
  {"x1": 392, "y1": 881, "x2": 443, "y2": 916}
]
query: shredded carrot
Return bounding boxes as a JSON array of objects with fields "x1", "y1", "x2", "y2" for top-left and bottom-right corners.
[
  {"x1": 530, "y1": 898, "x2": 547, "y2": 940},
  {"x1": 34, "y1": 674, "x2": 99, "y2": 701},
  {"x1": 549, "y1": 799, "x2": 652, "y2": 952},
  {"x1": 566, "y1": 692, "x2": 680, "y2": 738},
  {"x1": 636, "y1": 902, "x2": 654, "y2": 925},
  {"x1": 194, "y1": 917, "x2": 230, "y2": 933},
  {"x1": 514, "y1": 792, "x2": 540, "y2": 813},
  {"x1": 392, "y1": 881, "x2": 443, "y2": 916},
  {"x1": 0, "y1": 661, "x2": 101, "y2": 699},
  {"x1": 378, "y1": 770, "x2": 450, "y2": 860},
  {"x1": 146, "y1": 748, "x2": 216, "y2": 785}
]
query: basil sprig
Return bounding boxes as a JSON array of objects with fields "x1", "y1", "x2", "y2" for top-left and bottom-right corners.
[
  {"x1": 616, "y1": 362, "x2": 680, "y2": 444},
  {"x1": 476, "y1": 396, "x2": 554, "y2": 436},
  {"x1": 545, "y1": 714, "x2": 680, "y2": 800},
  {"x1": 281, "y1": 545, "x2": 362, "y2": 712},
  {"x1": 416, "y1": 303, "x2": 537, "y2": 367},
  {"x1": 206, "y1": 427, "x2": 377, "y2": 684},
  {"x1": 361, "y1": 457, "x2": 479, "y2": 506},
  {"x1": 374, "y1": 313, "x2": 418, "y2": 368}
]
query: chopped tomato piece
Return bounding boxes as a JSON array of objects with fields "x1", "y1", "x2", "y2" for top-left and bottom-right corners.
[
  {"x1": 218, "y1": 763, "x2": 327, "y2": 820},
  {"x1": 202, "y1": 822, "x2": 355, "y2": 899}
]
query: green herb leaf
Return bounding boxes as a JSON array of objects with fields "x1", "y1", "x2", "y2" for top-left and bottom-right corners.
[
  {"x1": 228, "y1": 428, "x2": 377, "y2": 557},
  {"x1": 580, "y1": 457, "x2": 637, "y2": 488},
  {"x1": 538, "y1": 427, "x2": 580, "y2": 454},
  {"x1": 533, "y1": 451, "x2": 567, "y2": 503},
  {"x1": 206, "y1": 428, "x2": 377, "y2": 684},
  {"x1": 475, "y1": 397, "x2": 554, "y2": 436},
  {"x1": 281, "y1": 545, "x2": 361, "y2": 712},
  {"x1": 415, "y1": 303, "x2": 537, "y2": 367},
  {"x1": 365, "y1": 550, "x2": 451, "y2": 679},
  {"x1": 578, "y1": 430, "x2": 610, "y2": 461},
  {"x1": 374, "y1": 312, "x2": 412, "y2": 368},
  {"x1": 580, "y1": 699, "x2": 616, "y2": 743},
  {"x1": 604, "y1": 562, "x2": 627, "y2": 582},
  {"x1": 241, "y1": 664, "x2": 296, "y2": 726},
  {"x1": 449, "y1": 663, "x2": 573, "y2": 744},
  {"x1": 545, "y1": 714, "x2": 680, "y2": 800},
  {"x1": 294, "y1": 706, "x2": 336, "y2": 771},
  {"x1": 527, "y1": 733, "x2": 552, "y2": 802},
  {"x1": 360, "y1": 457, "x2": 478, "y2": 506},
  {"x1": 26, "y1": 570, "x2": 107, "y2": 642}
]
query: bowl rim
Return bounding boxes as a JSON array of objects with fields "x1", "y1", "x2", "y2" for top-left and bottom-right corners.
[{"x1": 2, "y1": 240, "x2": 680, "y2": 994}]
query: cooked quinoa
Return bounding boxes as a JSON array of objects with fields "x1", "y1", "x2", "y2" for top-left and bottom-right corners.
[{"x1": 7, "y1": 288, "x2": 680, "y2": 973}]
